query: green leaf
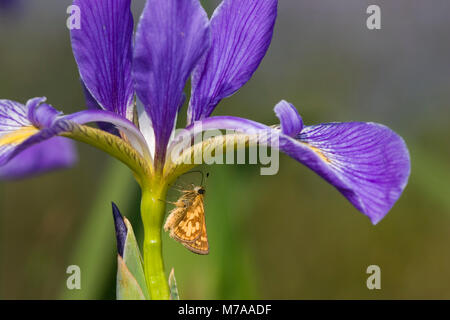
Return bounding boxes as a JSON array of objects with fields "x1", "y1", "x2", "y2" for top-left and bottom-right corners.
[
  {"x1": 169, "y1": 268, "x2": 180, "y2": 300},
  {"x1": 117, "y1": 256, "x2": 146, "y2": 300},
  {"x1": 122, "y1": 218, "x2": 150, "y2": 300}
]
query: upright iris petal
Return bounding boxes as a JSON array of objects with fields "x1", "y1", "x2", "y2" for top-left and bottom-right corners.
[
  {"x1": 188, "y1": 0, "x2": 278, "y2": 123},
  {"x1": 133, "y1": 0, "x2": 211, "y2": 168},
  {"x1": 71, "y1": 0, "x2": 134, "y2": 119},
  {"x1": 0, "y1": 98, "x2": 76, "y2": 179}
]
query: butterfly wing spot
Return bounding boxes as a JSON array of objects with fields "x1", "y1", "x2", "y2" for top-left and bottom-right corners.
[
  {"x1": 183, "y1": 218, "x2": 209, "y2": 255},
  {"x1": 172, "y1": 198, "x2": 204, "y2": 242}
]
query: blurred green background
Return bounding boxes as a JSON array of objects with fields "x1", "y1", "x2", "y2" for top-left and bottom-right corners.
[{"x1": 1, "y1": 0, "x2": 449, "y2": 299}]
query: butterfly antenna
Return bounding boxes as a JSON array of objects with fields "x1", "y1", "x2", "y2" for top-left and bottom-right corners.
[{"x1": 180, "y1": 170, "x2": 205, "y2": 186}]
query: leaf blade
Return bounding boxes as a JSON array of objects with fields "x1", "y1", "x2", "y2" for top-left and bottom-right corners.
[{"x1": 117, "y1": 256, "x2": 146, "y2": 300}]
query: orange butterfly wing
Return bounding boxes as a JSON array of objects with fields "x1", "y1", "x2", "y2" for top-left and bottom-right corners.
[{"x1": 171, "y1": 195, "x2": 209, "y2": 255}]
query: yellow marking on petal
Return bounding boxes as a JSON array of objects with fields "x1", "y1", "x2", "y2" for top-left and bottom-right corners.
[
  {"x1": 0, "y1": 126, "x2": 39, "y2": 146},
  {"x1": 301, "y1": 142, "x2": 331, "y2": 163}
]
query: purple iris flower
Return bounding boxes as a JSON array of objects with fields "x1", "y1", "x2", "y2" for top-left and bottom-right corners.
[{"x1": 0, "y1": 0, "x2": 410, "y2": 227}]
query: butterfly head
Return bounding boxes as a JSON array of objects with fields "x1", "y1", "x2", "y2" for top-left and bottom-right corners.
[{"x1": 194, "y1": 186, "x2": 206, "y2": 195}]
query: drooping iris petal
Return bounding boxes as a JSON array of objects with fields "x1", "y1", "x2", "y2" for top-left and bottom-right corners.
[
  {"x1": 133, "y1": 0, "x2": 210, "y2": 167},
  {"x1": 0, "y1": 100, "x2": 40, "y2": 165},
  {"x1": 0, "y1": 99, "x2": 77, "y2": 179},
  {"x1": 71, "y1": 0, "x2": 134, "y2": 118},
  {"x1": 188, "y1": 0, "x2": 278, "y2": 123},
  {"x1": 179, "y1": 103, "x2": 410, "y2": 224},
  {"x1": 274, "y1": 100, "x2": 303, "y2": 137},
  {"x1": 291, "y1": 122, "x2": 410, "y2": 224}
]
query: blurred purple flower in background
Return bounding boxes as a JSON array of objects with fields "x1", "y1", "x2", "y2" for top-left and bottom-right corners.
[{"x1": 0, "y1": 0, "x2": 20, "y2": 12}]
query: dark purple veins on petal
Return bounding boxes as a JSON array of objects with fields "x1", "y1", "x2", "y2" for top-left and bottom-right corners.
[
  {"x1": 71, "y1": 0, "x2": 134, "y2": 118},
  {"x1": 0, "y1": 98, "x2": 77, "y2": 179},
  {"x1": 184, "y1": 101, "x2": 411, "y2": 225},
  {"x1": 188, "y1": 0, "x2": 278, "y2": 123},
  {"x1": 133, "y1": 0, "x2": 211, "y2": 167}
]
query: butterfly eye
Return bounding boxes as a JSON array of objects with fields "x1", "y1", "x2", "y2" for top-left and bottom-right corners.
[{"x1": 198, "y1": 188, "x2": 205, "y2": 195}]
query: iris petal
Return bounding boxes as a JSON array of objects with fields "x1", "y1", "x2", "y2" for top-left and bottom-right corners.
[
  {"x1": 176, "y1": 102, "x2": 410, "y2": 224},
  {"x1": 71, "y1": 0, "x2": 134, "y2": 118},
  {"x1": 274, "y1": 100, "x2": 303, "y2": 136},
  {"x1": 188, "y1": 0, "x2": 278, "y2": 123},
  {"x1": 0, "y1": 98, "x2": 77, "y2": 179},
  {"x1": 0, "y1": 137, "x2": 77, "y2": 180},
  {"x1": 286, "y1": 122, "x2": 410, "y2": 224},
  {"x1": 133, "y1": 0, "x2": 210, "y2": 168}
]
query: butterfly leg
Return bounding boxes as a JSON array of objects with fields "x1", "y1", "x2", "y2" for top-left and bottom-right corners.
[{"x1": 158, "y1": 198, "x2": 178, "y2": 205}]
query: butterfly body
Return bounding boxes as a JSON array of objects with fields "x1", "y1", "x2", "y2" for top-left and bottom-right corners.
[{"x1": 164, "y1": 186, "x2": 209, "y2": 255}]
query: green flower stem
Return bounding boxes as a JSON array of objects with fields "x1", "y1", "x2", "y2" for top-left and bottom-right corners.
[{"x1": 140, "y1": 180, "x2": 171, "y2": 300}]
